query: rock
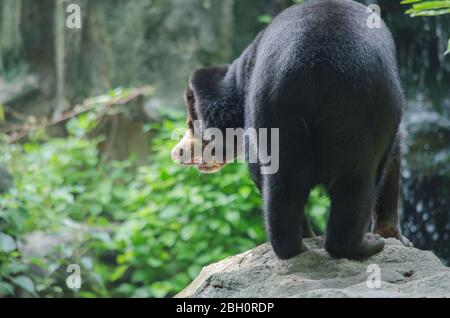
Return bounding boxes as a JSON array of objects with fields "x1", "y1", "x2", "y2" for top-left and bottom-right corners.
[
  {"x1": 177, "y1": 237, "x2": 450, "y2": 298},
  {"x1": 0, "y1": 75, "x2": 40, "y2": 105}
]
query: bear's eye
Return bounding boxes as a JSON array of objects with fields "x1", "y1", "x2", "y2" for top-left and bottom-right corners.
[{"x1": 186, "y1": 89, "x2": 195, "y2": 104}]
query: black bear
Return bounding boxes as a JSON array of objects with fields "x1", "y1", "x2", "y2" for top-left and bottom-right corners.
[{"x1": 172, "y1": 0, "x2": 411, "y2": 260}]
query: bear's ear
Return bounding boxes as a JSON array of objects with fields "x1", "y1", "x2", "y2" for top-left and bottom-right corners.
[
  {"x1": 189, "y1": 66, "x2": 229, "y2": 101},
  {"x1": 184, "y1": 86, "x2": 198, "y2": 121},
  {"x1": 187, "y1": 65, "x2": 230, "y2": 130}
]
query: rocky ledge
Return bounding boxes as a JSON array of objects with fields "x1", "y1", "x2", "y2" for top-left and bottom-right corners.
[{"x1": 177, "y1": 237, "x2": 450, "y2": 298}]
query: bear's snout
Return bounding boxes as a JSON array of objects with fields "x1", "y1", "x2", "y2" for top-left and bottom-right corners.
[{"x1": 172, "y1": 129, "x2": 202, "y2": 166}]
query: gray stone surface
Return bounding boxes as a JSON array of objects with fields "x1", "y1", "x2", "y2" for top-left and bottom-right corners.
[{"x1": 177, "y1": 237, "x2": 450, "y2": 298}]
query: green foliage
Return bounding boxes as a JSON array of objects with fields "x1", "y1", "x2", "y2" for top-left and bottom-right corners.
[
  {"x1": 402, "y1": 0, "x2": 450, "y2": 55},
  {"x1": 0, "y1": 104, "x2": 5, "y2": 122},
  {"x1": 402, "y1": 0, "x2": 450, "y2": 16},
  {"x1": 307, "y1": 187, "x2": 330, "y2": 234},
  {"x1": 258, "y1": 14, "x2": 273, "y2": 25},
  {"x1": 95, "y1": 111, "x2": 267, "y2": 297},
  {"x1": 0, "y1": 99, "x2": 330, "y2": 298},
  {"x1": 0, "y1": 232, "x2": 35, "y2": 297},
  {"x1": 258, "y1": 0, "x2": 304, "y2": 24}
]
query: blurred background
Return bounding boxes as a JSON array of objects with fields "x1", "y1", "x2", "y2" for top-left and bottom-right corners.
[{"x1": 0, "y1": 0, "x2": 448, "y2": 298}]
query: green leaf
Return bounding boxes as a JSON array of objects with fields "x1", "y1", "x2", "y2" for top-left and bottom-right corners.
[
  {"x1": 160, "y1": 232, "x2": 177, "y2": 247},
  {"x1": 159, "y1": 206, "x2": 179, "y2": 219},
  {"x1": 401, "y1": 0, "x2": 423, "y2": 4},
  {"x1": 412, "y1": 1, "x2": 450, "y2": 11},
  {"x1": 0, "y1": 282, "x2": 15, "y2": 296},
  {"x1": 258, "y1": 15, "x2": 272, "y2": 24},
  {"x1": 110, "y1": 265, "x2": 129, "y2": 282},
  {"x1": 225, "y1": 210, "x2": 240, "y2": 224},
  {"x1": 187, "y1": 265, "x2": 201, "y2": 279},
  {"x1": 149, "y1": 281, "x2": 172, "y2": 298},
  {"x1": 0, "y1": 104, "x2": 5, "y2": 122},
  {"x1": 180, "y1": 224, "x2": 197, "y2": 241},
  {"x1": 147, "y1": 258, "x2": 163, "y2": 268},
  {"x1": 403, "y1": 0, "x2": 450, "y2": 16},
  {"x1": 11, "y1": 276, "x2": 37, "y2": 296},
  {"x1": 6, "y1": 262, "x2": 28, "y2": 274},
  {"x1": 0, "y1": 232, "x2": 16, "y2": 253},
  {"x1": 407, "y1": 8, "x2": 450, "y2": 16},
  {"x1": 239, "y1": 186, "x2": 252, "y2": 198}
]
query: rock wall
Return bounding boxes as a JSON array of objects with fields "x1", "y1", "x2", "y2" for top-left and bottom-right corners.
[{"x1": 1, "y1": 0, "x2": 236, "y2": 115}]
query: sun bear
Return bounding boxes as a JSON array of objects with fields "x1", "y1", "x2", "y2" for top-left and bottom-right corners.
[{"x1": 172, "y1": 0, "x2": 411, "y2": 260}]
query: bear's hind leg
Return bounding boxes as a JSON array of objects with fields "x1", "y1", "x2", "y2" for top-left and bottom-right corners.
[
  {"x1": 303, "y1": 218, "x2": 316, "y2": 238},
  {"x1": 372, "y1": 139, "x2": 412, "y2": 247},
  {"x1": 264, "y1": 168, "x2": 314, "y2": 260},
  {"x1": 325, "y1": 174, "x2": 385, "y2": 260}
]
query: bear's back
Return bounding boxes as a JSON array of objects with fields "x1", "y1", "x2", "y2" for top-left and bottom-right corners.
[
  {"x1": 254, "y1": 0, "x2": 397, "y2": 84},
  {"x1": 246, "y1": 0, "x2": 401, "y2": 117}
]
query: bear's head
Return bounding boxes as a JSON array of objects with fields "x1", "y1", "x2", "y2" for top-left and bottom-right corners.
[{"x1": 171, "y1": 66, "x2": 237, "y2": 174}]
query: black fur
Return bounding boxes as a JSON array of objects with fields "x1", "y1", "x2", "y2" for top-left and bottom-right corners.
[{"x1": 188, "y1": 0, "x2": 405, "y2": 260}]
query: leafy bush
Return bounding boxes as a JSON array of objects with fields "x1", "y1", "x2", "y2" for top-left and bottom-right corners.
[
  {"x1": 92, "y1": 111, "x2": 267, "y2": 297},
  {"x1": 0, "y1": 99, "x2": 330, "y2": 298}
]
